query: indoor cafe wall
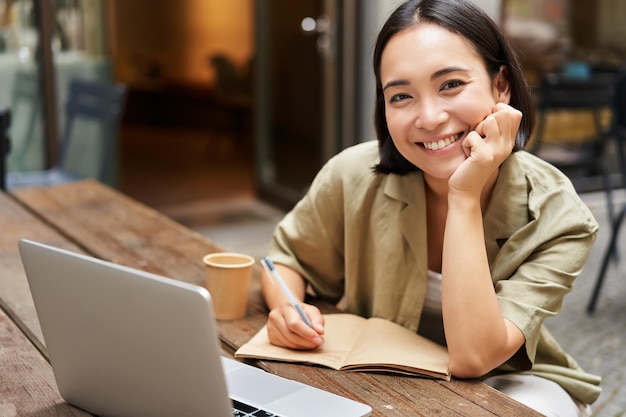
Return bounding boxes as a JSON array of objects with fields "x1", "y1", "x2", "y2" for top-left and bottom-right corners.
[{"x1": 110, "y1": 0, "x2": 254, "y2": 89}]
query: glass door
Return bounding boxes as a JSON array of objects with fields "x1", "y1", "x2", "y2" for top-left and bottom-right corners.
[
  {"x1": 254, "y1": 0, "x2": 357, "y2": 210},
  {"x1": 1, "y1": 0, "x2": 46, "y2": 172},
  {"x1": 2, "y1": 0, "x2": 112, "y2": 177}
]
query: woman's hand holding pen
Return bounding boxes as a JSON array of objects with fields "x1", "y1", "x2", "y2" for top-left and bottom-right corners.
[
  {"x1": 267, "y1": 302, "x2": 325, "y2": 349},
  {"x1": 260, "y1": 259, "x2": 325, "y2": 349}
]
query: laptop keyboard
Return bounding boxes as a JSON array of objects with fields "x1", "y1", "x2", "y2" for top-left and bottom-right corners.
[{"x1": 232, "y1": 398, "x2": 280, "y2": 417}]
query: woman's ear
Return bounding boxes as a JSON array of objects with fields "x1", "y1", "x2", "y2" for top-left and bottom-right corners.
[{"x1": 493, "y1": 65, "x2": 511, "y2": 104}]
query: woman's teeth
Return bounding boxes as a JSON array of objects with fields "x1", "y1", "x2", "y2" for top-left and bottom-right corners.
[{"x1": 422, "y1": 134, "x2": 459, "y2": 151}]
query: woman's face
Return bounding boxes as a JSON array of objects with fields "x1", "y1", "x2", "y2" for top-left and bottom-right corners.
[{"x1": 381, "y1": 23, "x2": 510, "y2": 181}]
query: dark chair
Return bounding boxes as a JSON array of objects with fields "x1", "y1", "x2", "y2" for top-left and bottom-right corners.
[
  {"x1": 0, "y1": 108, "x2": 10, "y2": 191},
  {"x1": 531, "y1": 73, "x2": 617, "y2": 223},
  {"x1": 588, "y1": 68, "x2": 626, "y2": 314},
  {"x1": 7, "y1": 78, "x2": 127, "y2": 188}
]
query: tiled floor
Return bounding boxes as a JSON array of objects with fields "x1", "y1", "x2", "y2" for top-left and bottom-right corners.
[
  {"x1": 120, "y1": 126, "x2": 626, "y2": 417},
  {"x1": 163, "y1": 196, "x2": 285, "y2": 260}
]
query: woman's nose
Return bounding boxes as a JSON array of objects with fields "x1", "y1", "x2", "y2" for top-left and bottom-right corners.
[{"x1": 414, "y1": 98, "x2": 448, "y2": 131}]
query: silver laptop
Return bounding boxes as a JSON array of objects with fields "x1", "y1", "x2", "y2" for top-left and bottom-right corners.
[{"x1": 19, "y1": 239, "x2": 372, "y2": 417}]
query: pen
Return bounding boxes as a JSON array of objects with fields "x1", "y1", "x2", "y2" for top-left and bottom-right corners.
[{"x1": 261, "y1": 257, "x2": 314, "y2": 329}]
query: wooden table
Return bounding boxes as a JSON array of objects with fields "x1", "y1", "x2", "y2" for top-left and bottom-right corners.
[{"x1": 0, "y1": 180, "x2": 540, "y2": 416}]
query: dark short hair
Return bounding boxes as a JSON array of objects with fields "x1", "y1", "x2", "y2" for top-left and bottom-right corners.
[{"x1": 373, "y1": 0, "x2": 535, "y2": 174}]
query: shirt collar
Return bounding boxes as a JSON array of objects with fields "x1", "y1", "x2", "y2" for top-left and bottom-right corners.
[{"x1": 382, "y1": 153, "x2": 530, "y2": 253}]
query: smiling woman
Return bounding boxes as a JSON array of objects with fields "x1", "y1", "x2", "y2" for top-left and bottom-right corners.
[
  {"x1": 380, "y1": 22, "x2": 514, "y2": 183},
  {"x1": 373, "y1": 0, "x2": 534, "y2": 176},
  {"x1": 259, "y1": 1, "x2": 601, "y2": 416}
]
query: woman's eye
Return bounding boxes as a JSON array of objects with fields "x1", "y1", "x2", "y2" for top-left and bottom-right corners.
[
  {"x1": 441, "y1": 80, "x2": 464, "y2": 91},
  {"x1": 389, "y1": 93, "x2": 411, "y2": 103}
]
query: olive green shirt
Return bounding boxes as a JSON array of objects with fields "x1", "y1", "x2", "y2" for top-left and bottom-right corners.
[{"x1": 268, "y1": 140, "x2": 602, "y2": 405}]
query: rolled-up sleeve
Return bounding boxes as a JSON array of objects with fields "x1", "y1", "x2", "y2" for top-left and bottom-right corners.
[{"x1": 488, "y1": 156, "x2": 599, "y2": 369}]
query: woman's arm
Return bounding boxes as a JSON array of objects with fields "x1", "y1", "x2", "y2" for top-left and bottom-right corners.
[
  {"x1": 442, "y1": 189, "x2": 525, "y2": 377},
  {"x1": 442, "y1": 104, "x2": 525, "y2": 378}
]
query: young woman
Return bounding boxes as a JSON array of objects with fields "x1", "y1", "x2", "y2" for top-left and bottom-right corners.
[{"x1": 260, "y1": 1, "x2": 601, "y2": 415}]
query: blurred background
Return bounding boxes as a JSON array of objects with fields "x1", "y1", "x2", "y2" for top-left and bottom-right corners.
[{"x1": 1, "y1": 0, "x2": 624, "y2": 214}]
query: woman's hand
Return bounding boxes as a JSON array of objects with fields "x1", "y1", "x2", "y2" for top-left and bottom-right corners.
[
  {"x1": 261, "y1": 263, "x2": 325, "y2": 349},
  {"x1": 449, "y1": 103, "x2": 522, "y2": 195},
  {"x1": 266, "y1": 302, "x2": 325, "y2": 349}
]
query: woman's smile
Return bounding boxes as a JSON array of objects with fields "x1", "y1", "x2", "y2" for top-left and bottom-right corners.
[{"x1": 422, "y1": 133, "x2": 462, "y2": 151}]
